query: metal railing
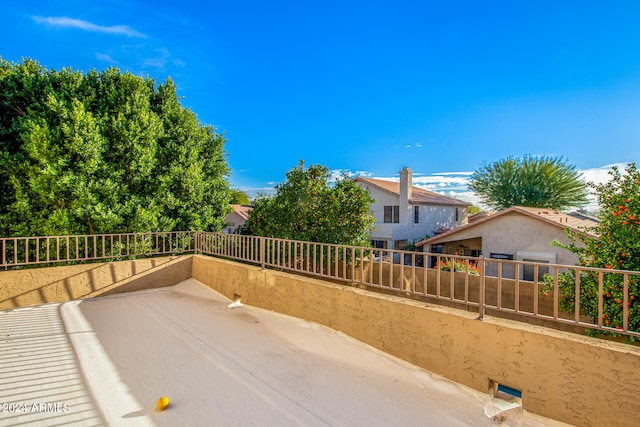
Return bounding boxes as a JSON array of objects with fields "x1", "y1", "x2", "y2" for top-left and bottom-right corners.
[
  {"x1": 0, "y1": 231, "x2": 196, "y2": 267},
  {"x1": 198, "y1": 232, "x2": 640, "y2": 339},
  {"x1": 2, "y1": 231, "x2": 639, "y2": 339}
]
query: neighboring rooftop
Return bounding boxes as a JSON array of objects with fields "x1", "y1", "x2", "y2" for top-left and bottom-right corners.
[
  {"x1": 0, "y1": 279, "x2": 566, "y2": 426},
  {"x1": 513, "y1": 206, "x2": 599, "y2": 232},
  {"x1": 229, "y1": 204, "x2": 252, "y2": 221},
  {"x1": 354, "y1": 177, "x2": 470, "y2": 206},
  {"x1": 417, "y1": 205, "x2": 599, "y2": 246}
]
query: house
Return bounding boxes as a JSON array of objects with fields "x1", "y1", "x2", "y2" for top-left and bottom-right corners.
[
  {"x1": 415, "y1": 206, "x2": 599, "y2": 280},
  {"x1": 354, "y1": 167, "x2": 470, "y2": 250},
  {"x1": 225, "y1": 204, "x2": 252, "y2": 234}
]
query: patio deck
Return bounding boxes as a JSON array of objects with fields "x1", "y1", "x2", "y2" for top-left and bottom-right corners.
[{"x1": 0, "y1": 279, "x2": 568, "y2": 426}]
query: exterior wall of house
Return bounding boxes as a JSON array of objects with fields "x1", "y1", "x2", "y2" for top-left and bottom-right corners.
[
  {"x1": 364, "y1": 187, "x2": 399, "y2": 246},
  {"x1": 360, "y1": 185, "x2": 466, "y2": 249},
  {"x1": 428, "y1": 212, "x2": 580, "y2": 277},
  {"x1": 400, "y1": 204, "x2": 463, "y2": 246},
  {"x1": 225, "y1": 212, "x2": 246, "y2": 234}
]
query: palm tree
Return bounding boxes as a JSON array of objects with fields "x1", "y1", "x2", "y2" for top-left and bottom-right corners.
[{"x1": 469, "y1": 155, "x2": 589, "y2": 211}]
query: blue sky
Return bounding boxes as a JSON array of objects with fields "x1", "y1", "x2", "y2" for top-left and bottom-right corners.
[{"x1": 2, "y1": 1, "x2": 639, "y2": 207}]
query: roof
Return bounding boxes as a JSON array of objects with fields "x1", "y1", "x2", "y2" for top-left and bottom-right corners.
[
  {"x1": 229, "y1": 204, "x2": 252, "y2": 221},
  {"x1": 416, "y1": 206, "x2": 599, "y2": 246},
  {"x1": 354, "y1": 177, "x2": 470, "y2": 206},
  {"x1": 0, "y1": 279, "x2": 560, "y2": 426}
]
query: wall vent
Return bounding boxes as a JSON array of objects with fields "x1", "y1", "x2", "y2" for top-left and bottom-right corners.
[{"x1": 485, "y1": 379, "x2": 522, "y2": 421}]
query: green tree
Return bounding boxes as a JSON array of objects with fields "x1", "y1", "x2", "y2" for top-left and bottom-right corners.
[
  {"x1": 548, "y1": 163, "x2": 640, "y2": 338},
  {"x1": 243, "y1": 161, "x2": 375, "y2": 246},
  {"x1": 230, "y1": 189, "x2": 251, "y2": 205},
  {"x1": 469, "y1": 155, "x2": 589, "y2": 211},
  {"x1": 467, "y1": 205, "x2": 482, "y2": 215},
  {"x1": 0, "y1": 58, "x2": 231, "y2": 236}
]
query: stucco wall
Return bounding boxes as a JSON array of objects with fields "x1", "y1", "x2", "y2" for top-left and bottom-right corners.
[
  {"x1": 481, "y1": 213, "x2": 577, "y2": 262},
  {"x1": 3, "y1": 254, "x2": 639, "y2": 425},
  {"x1": 428, "y1": 212, "x2": 580, "y2": 277},
  {"x1": 359, "y1": 183, "x2": 464, "y2": 247},
  {"x1": 192, "y1": 255, "x2": 640, "y2": 427},
  {"x1": 0, "y1": 256, "x2": 192, "y2": 309},
  {"x1": 224, "y1": 212, "x2": 247, "y2": 234}
]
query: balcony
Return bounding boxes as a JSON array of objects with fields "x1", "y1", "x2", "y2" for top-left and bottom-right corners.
[{"x1": 2, "y1": 232, "x2": 639, "y2": 426}]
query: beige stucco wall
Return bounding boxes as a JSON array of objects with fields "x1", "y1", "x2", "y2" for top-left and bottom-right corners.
[
  {"x1": 192, "y1": 255, "x2": 640, "y2": 427},
  {"x1": 3, "y1": 254, "x2": 640, "y2": 425},
  {"x1": 481, "y1": 213, "x2": 578, "y2": 262},
  {"x1": 428, "y1": 212, "x2": 581, "y2": 277},
  {"x1": 357, "y1": 182, "x2": 464, "y2": 248},
  {"x1": 0, "y1": 256, "x2": 192, "y2": 309}
]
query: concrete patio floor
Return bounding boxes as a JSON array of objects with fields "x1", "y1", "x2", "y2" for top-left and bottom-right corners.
[{"x1": 0, "y1": 279, "x2": 570, "y2": 426}]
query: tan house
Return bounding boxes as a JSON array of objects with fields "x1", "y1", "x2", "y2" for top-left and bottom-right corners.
[
  {"x1": 355, "y1": 167, "x2": 470, "y2": 250},
  {"x1": 225, "y1": 204, "x2": 252, "y2": 234},
  {"x1": 415, "y1": 206, "x2": 598, "y2": 280}
]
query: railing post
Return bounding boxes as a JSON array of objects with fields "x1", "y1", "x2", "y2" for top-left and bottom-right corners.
[
  {"x1": 478, "y1": 255, "x2": 485, "y2": 320},
  {"x1": 260, "y1": 236, "x2": 265, "y2": 270}
]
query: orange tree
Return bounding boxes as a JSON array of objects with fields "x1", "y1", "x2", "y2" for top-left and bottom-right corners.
[{"x1": 550, "y1": 163, "x2": 640, "y2": 338}]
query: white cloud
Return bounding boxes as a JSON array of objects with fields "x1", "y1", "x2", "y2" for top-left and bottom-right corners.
[
  {"x1": 143, "y1": 57, "x2": 166, "y2": 68},
  {"x1": 431, "y1": 171, "x2": 474, "y2": 176},
  {"x1": 373, "y1": 173, "x2": 471, "y2": 192},
  {"x1": 328, "y1": 169, "x2": 374, "y2": 182},
  {"x1": 579, "y1": 163, "x2": 626, "y2": 185},
  {"x1": 32, "y1": 16, "x2": 146, "y2": 38},
  {"x1": 96, "y1": 53, "x2": 118, "y2": 63},
  {"x1": 577, "y1": 163, "x2": 627, "y2": 212},
  {"x1": 241, "y1": 186, "x2": 277, "y2": 198},
  {"x1": 143, "y1": 48, "x2": 171, "y2": 69}
]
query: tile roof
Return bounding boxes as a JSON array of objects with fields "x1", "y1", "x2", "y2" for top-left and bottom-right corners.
[
  {"x1": 416, "y1": 206, "x2": 598, "y2": 246},
  {"x1": 354, "y1": 177, "x2": 469, "y2": 206},
  {"x1": 230, "y1": 204, "x2": 252, "y2": 220},
  {"x1": 515, "y1": 206, "x2": 599, "y2": 233}
]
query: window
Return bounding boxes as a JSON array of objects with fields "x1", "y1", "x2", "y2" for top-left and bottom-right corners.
[
  {"x1": 414, "y1": 206, "x2": 419, "y2": 224},
  {"x1": 490, "y1": 253, "x2": 514, "y2": 260},
  {"x1": 455, "y1": 207, "x2": 459, "y2": 222},
  {"x1": 371, "y1": 240, "x2": 388, "y2": 249},
  {"x1": 384, "y1": 206, "x2": 400, "y2": 223},
  {"x1": 394, "y1": 240, "x2": 408, "y2": 250}
]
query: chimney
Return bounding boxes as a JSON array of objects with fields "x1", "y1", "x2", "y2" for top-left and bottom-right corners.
[{"x1": 399, "y1": 167, "x2": 412, "y2": 204}]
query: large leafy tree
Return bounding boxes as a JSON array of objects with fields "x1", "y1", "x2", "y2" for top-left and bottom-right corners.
[
  {"x1": 469, "y1": 155, "x2": 589, "y2": 211},
  {"x1": 0, "y1": 58, "x2": 231, "y2": 236},
  {"x1": 549, "y1": 163, "x2": 640, "y2": 338},
  {"x1": 244, "y1": 161, "x2": 375, "y2": 246},
  {"x1": 230, "y1": 189, "x2": 251, "y2": 205}
]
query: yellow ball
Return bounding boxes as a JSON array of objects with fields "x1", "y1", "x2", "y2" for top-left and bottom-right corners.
[{"x1": 157, "y1": 396, "x2": 170, "y2": 411}]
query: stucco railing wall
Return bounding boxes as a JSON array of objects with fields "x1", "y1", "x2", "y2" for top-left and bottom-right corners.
[
  {"x1": 192, "y1": 254, "x2": 640, "y2": 427},
  {"x1": 0, "y1": 255, "x2": 192, "y2": 309}
]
